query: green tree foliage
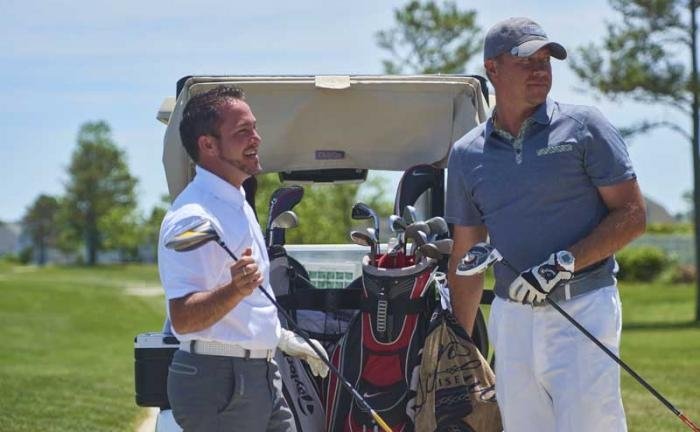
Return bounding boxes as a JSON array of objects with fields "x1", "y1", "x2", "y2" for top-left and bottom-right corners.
[
  {"x1": 570, "y1": 0, "x2": 695, "y2": 140},
  {"x1": 62, "y1": 121, "x2": 138, "y2": 265},
  {"x1": 142, "y1": 195, "x2": 170, "y2": 260},
  {"x1": 376, "y1": 0, "x2": 481, "y2": 74},
  {"x1": 252, "y1": 173, "x2": 393, "y2": 244},
  {"x1": 570, "y1": 0, "x2": 700, "y2": 319},
  {"x1": 22, "y1": 194, "x2": 60, "y2": 265}
]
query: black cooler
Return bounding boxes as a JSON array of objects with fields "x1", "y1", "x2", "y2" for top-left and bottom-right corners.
[{"x1": 134, "y1": 332, "x2": 179, "y2": 408}]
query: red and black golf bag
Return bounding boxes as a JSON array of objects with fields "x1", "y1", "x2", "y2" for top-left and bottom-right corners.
[{"x1": 324, "y1": 256, "x2": 438, "y2": 431}]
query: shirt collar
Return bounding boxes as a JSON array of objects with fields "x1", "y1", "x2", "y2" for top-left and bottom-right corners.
[
  {"x1": 193, "y1": 165, "x2": 246, "y2": 207},
  {"x1": 486, "y1": 97, "x2": 555, "y2": 136}
]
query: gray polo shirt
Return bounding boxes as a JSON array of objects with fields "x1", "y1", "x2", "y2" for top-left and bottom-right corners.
[{"x1": 446, "y1": 98, "x2": 636, "y2": 301}]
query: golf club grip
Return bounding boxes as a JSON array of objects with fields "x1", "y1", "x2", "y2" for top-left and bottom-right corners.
[{"x1": 216, "y1": 241, "x2": 392, "y2": 432}]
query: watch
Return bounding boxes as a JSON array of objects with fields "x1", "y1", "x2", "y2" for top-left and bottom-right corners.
[{"x1": 556, "y1": 250, "x2": 575, "y2": 272}]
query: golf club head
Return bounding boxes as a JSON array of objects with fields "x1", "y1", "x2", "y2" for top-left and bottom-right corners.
[
  {"x1": 389, "y1": 215, "x2": 406, "y2": 233},
  {"x1": 404, "y1": 221, "x2": 430, "y2": 241},
  {"x1": 349, "y1": 230, "x2": 373, "y2": 247},
  {"x1": 270, "y1": 210, "x2": 298, "y2": 230},
  {"x1": 165, "y1": 218, "x2": 220, "y2": 252},
  {"x1": 432, "y1": 238, "x2": 454, "y2": 255},
  {"x1": 265, "y1": 186, "x2": 304, "y2": 241},
  {"x1": 456, "y1": 242, "x2": 503, "y2": 276},
  {"x1": 418, "y1": 243, "x2": 443, "y2": 260},
  {"x1": 402, "y1": 205, "x2": 417, "y2": 225},
  {"x1": 351, "y1": 202, "x2": 380, "y2": 240},
  {"x1": 425, "y1": 216, "x2": 449, "y2": 239}
]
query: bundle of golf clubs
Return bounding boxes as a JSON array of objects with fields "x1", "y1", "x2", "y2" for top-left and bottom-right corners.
[
  {"x1": 457, "y1": 242, "x2": 700, "y2": 432},
  {"x1": 349, "y1": 202, "x2": 453, "y2": 268}
]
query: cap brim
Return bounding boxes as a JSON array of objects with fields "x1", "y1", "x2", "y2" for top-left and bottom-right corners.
[{"x1": 514, "y1": 40, "x2": 567, "y2": 60}]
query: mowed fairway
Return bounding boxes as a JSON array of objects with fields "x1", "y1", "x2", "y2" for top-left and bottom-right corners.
[
  {"x1": 0, "y1": 263, "x2": 164, "y2": 432},
  {"x1": 0, "y1": 263, "x2": 698, "y2": 431}
]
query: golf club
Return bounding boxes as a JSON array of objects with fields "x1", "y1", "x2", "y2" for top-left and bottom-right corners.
[
  {"x1": 350, "y1": 229, "x2": 377, "y2": 266},
  {"x1": 268, "y1": 210, "x2": 298, "y2": 247},
  {"x1": 402, "y1": 205, "x2": 417, "y2": 225},
  {"x1": 457, "y1": 243, "x2": 700, "y2": 432},
  {"x1": 165, "y1": 218, "x2": 392, "y2": 432},
  {"x1": 265, "y1": 186, "x2": 304, "y2": 246},
  {"x1": 425, "y1": 216, "x2": 449, "y2": 240}
]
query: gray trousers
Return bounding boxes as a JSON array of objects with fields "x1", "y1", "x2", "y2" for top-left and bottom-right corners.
[{"x1": 167, "y1": 350, "x2": 296, "y2": 432}]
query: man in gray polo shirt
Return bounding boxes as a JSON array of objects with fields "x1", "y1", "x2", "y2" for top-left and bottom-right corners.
[{"x1": 446, "y1": 17, "x2": 646, "y2": 432}]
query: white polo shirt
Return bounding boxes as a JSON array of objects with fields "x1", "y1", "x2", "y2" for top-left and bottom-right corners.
[{"x1": 158, "y1": 166, "x2": 281, "y2": 350}]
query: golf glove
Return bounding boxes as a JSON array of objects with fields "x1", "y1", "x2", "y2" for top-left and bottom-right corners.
[
  {"x1": 278, "y1": 329, "x2": 329, "y2": 378},
  {"x1": 509, "y1": 250, "x2": 575, "y2": 305}
]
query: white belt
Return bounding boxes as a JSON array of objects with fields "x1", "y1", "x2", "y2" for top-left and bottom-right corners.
[{"x1": 180, "y1": 340, "x2": 274, "y2": 360}]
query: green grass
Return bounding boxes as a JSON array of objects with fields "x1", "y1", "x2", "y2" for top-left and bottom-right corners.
[
  {"x1": 0, "y1": 263, "x2": 698, "y2": 431},
  {"x1": 0, "y1": 263, "x2": 165, "y2": 432}
]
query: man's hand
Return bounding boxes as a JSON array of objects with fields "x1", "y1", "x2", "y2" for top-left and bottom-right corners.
[
  {"x1": 228, "y1": 248, "x2": 262, "y2": 298},
  {"x1": 508, "y1": 251, "x2": 575, "y2": 305},
  {"x1": 278, "y1": 329, "x2": 329, "y2": 378}
]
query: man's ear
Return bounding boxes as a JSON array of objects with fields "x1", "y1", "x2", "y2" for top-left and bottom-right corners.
[
  {"x1": 484, "y1": 59, "x2": 497, "y2": 81},
  {"x1": 197, "y1": 135, "x2": 217, "y2": 158}
]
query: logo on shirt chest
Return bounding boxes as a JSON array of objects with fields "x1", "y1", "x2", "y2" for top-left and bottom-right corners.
[{"x1": 536, "y1": 143, "x2": 573, "y2": 156}]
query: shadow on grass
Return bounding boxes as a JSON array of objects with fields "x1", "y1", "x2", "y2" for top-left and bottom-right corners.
[{"x1": 623, "y1": 320, "x2": 700, "y2": 331}]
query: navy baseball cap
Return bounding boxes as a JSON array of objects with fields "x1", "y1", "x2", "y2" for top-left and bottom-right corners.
[{"x1": 484, "y1": 17, "x2": 567, "y2": 61}]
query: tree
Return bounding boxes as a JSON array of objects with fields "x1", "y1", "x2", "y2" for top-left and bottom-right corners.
[
  {"x1": 569, "y1": 0, "x2": 699, "y2": 320},
  {"x1": 22, "y1": 194, "x2": 60, "y2": 265},
  {"x1": 376, "y1": 0, "x2": 481, "y2": 74},
  {"x1": 63, "y1": 121, "x2": 138, "y2": 265}
]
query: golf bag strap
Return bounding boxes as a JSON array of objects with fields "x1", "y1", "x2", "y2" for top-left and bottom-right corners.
[{"x1": 277, "y1": 288, "x2": 363, "y2": 312}]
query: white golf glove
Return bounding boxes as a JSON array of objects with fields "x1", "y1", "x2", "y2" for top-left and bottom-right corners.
[
  {"x1": 509, "y1": 251, "x2": 575, "y2": 305},
  {"x1": 278, "y1": 329, "x2": 329, "y2": 378}
]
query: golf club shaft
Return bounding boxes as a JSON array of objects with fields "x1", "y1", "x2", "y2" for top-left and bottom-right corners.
[
  {"x1": 498, "y1": 257, "x2": 700, "y2": 431},
  {"x1": 216, "y1": 240, "x2": 393, "y2": 432}
]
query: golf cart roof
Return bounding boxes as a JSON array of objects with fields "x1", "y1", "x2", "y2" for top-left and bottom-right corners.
[{"x1": 159, "y1": 75, "x2": 488, "y2": 199}]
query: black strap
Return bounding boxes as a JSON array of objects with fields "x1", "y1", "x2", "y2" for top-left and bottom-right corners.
[{"x1": 276, "y1": 288, "x2": 363, "y2": 312}]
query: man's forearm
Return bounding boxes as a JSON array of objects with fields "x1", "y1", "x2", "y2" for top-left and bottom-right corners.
[
  {"x1": 569, "y1": 199, "x2": 646, "y2": 271},
  {"x1": 169, "y1": 283, "x2": 247, "y2": 334},
  {"x1": 447, "y1": 270, "x2": 484, "y2": 336}
]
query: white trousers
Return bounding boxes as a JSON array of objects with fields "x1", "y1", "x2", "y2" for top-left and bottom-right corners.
[{"x1": 488, "y1": 286, "x2": 627, "y2": 432}]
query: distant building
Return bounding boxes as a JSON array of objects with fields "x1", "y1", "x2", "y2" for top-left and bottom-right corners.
[{"x1": 644, "y1": 196, "x2": 674, "y2": 224}]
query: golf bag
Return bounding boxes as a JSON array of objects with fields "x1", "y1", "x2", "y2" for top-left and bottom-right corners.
[
  {"x1": 324, "y1": 257, "x2": 438, "y2": 431},
  {"x1": 413, "y1": 305, "x2": 502, "y2": 432},
  {"x1": 269, "y1": 246, "x2": 327, "y2": 432}
]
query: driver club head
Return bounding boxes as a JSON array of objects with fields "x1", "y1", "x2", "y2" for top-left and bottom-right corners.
[
  {"x1": 456, "y1": 242, "x2": 503, "y2": 276},
  {"x1": 165, "y1": 218, "x2": 220, "y2": 252}
]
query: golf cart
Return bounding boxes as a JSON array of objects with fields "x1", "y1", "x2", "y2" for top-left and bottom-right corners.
[{"x1": 136, "y1": 74, "x2": 494, "y2": 431}]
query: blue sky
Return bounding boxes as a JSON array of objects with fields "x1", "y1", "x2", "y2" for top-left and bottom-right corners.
[{"x1": 0, "y1": 0, "x2": 692, "y2": 222}]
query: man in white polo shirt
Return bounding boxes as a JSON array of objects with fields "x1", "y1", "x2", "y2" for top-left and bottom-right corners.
[{"x1": 158, "y1": 86, "x2": 326, "y2": 431}]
